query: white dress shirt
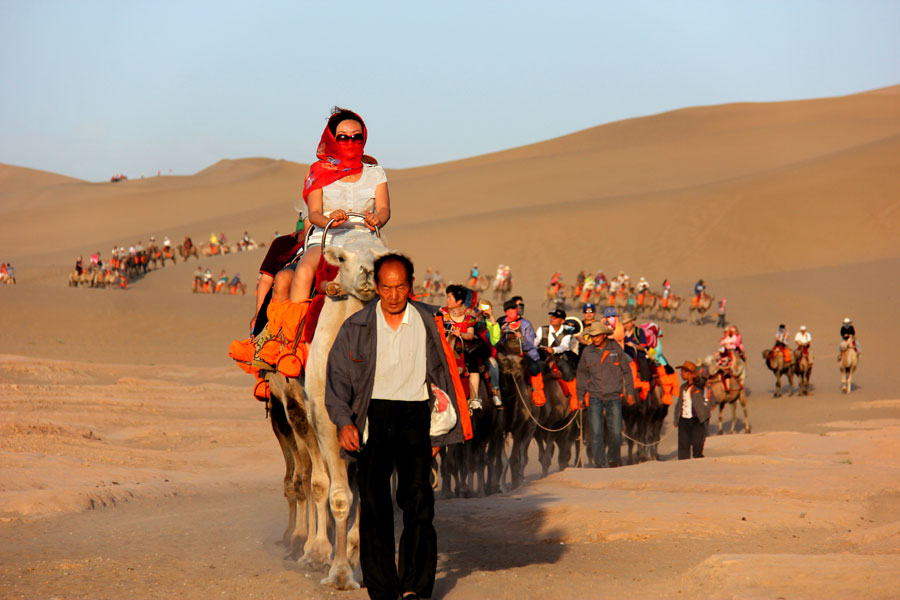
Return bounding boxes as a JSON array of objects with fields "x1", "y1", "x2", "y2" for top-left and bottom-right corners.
[
  {"x1": 371, "y1": 301, "x2": 428, "y2": 401},
  {"x1": 681, "y1": 386, "x2": 693, "y2": 419},
  {"x1": 795, "y1": 331, "x2": 812, "y2": 345},
  {"x1": 535, "y1": 324, "x2": 573, "y2": 354}
]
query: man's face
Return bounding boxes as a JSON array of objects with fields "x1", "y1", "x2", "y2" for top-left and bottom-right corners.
[
  {"x1": 375, "y1": 261, "x2": 411, "y2": 315},
  {"x1": 681, "y1": 369, "x2": 694, "y2": 384},
  {"x1": 504, "y1": 308, "x2": 518, "y2": 322},
  {"x1": 623, "y1": 320, "x2": 634, "y2": 333},
  {"x1": 583, "y1": 310, "x2": 595, "y2": 324},
  {"x1": 591, "y1": 334, "x2": 607, "y2": 347},
  {"x1": 550, "y1": 315, "x2": 564, "y2": 328},
  {"x1": 516, "y1": 302, "x2": 524, "y2": 316}
]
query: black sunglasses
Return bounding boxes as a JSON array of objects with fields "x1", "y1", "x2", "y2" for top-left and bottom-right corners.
[{"x1": 335, "y1": 133, "x2": 364, "y2": 144}]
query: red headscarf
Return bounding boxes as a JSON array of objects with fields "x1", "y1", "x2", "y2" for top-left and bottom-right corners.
[{"x1": 301, "y1": 111, "x2": 367, "y2": 202}]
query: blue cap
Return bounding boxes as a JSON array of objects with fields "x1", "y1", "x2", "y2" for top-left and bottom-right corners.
[
  {"x1": 603, "y1": 307, "x2": 618, "y2": 318},
  {"x1": 582, "y1": 303, "x2": 596, "y2": 312}
]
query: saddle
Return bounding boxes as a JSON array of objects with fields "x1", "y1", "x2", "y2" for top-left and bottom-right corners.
[{"x1": 228, "y1": 254, "x2": 341, "y2": 400}]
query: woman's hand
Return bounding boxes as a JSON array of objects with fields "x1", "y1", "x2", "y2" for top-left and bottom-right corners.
[
  {"x1": 363, "y1": 211, "x2": 381, "y2": 231},
  {"x1": 328, "y1": 209, "x2": 348, "y2": 227}
]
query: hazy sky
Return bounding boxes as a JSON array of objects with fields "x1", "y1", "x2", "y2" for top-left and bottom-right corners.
[{"x1": 1, "y1": 1, "x2": 898, "y2": 181}]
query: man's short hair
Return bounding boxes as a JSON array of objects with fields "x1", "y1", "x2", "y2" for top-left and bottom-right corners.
[
  {"x1": 510, "y1": 295, "x2": 523, "y2": 304},
  {"x1": 373, "y1": 252, "x2": 414, "y2": 287},
  {"x1": 503, "y1": 299, "x2": 518, "y2": 311}
]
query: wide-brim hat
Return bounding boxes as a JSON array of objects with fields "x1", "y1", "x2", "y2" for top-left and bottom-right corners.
[
  {"x1": 586, "y1": 321, "x2": 614, "y2": 337},
  {"x1": 620, "y1": 311, "x2": 636, "y2": 324},
  {"x1": 678, "y1": 361, "x2": 698, "y2": 374}
]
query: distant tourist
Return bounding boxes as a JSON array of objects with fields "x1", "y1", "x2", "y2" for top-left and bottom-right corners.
[{"x1": 674, "y1": 361, "x2": 711, "y2": 460}]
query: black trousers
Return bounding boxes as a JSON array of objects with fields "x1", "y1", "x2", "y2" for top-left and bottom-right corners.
[
  {"x1": 358, "y1": 400, "x2": 436, "y2": 600},
  {"x1": 677, "y1": 416, "x2": 707, "y2": 459}
]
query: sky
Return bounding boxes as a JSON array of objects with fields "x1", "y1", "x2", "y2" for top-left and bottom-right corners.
[{"x1": 1, "y1": 1, "x2": 898, "y2": 182}]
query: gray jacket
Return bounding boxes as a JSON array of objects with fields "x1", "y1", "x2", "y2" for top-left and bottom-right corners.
[
  {"x1": 673, "y1": 381, "x2": 711, "y2": 424},
  {"x1": 324, "y1": 299, "x2": 467, "y2": 451},
  {"x1": 575, "y1": 339, "x2": 636, "y2": 401}
]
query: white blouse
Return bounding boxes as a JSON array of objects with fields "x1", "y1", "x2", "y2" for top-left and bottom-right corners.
[
  {"x1": 321, "y1": 164, "x2": 387, "y2": 216},
  {"x1": 304, "y1": 164, "x2": 387, "y2": 247}
]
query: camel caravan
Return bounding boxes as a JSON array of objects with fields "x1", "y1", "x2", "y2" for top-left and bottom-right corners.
[
  {"x1": 414, "y1": 263, "x2": 513, "y2": 305},
  {"x1": 68, "y1": 232, "x2": 265, "y2": 290},
  {"x1": 191, "y1": 267, "x2": 246, "y2": 295},
  {"x1": 179, "y1": 231, "x2": 266, "y2": 263},
  {"x1": 542, "y1": 270, "x2": 691, "y2": 324},
  {"x1": 69, "y1": 238, "x2": 178, "y2": 289}
]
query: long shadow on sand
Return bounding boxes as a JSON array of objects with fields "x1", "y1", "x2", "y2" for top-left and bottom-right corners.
[{"x1": 431, "y1": 490, "x2": 567, "y2": 599}]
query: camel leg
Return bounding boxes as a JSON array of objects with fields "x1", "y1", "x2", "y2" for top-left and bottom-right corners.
[
  {"x1": 438, "y1": 449, "x2": 452, "y2": 499},
  {"x1": 729, "y1": 400, "x2": 737, "y2": 434},
  {"x1": 271, "y1": 376, "x2": 333, "y2": 570},
  {"x1": 741, "y1": 392, "x2": 751, "y2": 434},
  {"x1": 535, "y1": 430, "x2": 552, "y2": 477},
  {"x1": 557, "y1": 428, "x2": 574, "y2": 471},
  {"x1": 509, "y1": 432, "x2": 527, "y2": 489},
  {"x1": 346, "y1": 487, "x2": 361, "y2": 570},
  {"x1": 717, "y1": 402, "x2": 724, "y2": 435},
  {"x1": 471, "y1": 443, "x2": 487, "y2": 496},
  {"x1": 269, "y1": 402, "x2": 298, "y2": 547},
  {"x1": 302, "y1": 383, "x2": 357, "y2": 589}
]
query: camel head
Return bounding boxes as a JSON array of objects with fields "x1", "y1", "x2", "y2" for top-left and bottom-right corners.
[{"x1": 323, "y1": 230, "x2": 388, "y2": 303}]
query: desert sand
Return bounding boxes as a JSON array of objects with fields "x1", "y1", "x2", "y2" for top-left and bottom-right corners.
[{"x1": 1, "y1": 85, "x2": 899, "y2": 599}]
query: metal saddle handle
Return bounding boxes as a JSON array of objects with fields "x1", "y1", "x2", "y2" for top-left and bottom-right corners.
[{"x1": 295, "y1": 211, "x2": 382, "y2": 263}]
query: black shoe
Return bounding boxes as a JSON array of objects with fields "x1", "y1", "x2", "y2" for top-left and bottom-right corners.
[{"x1": 401, "y1": 594, "x2": 420, "y2": 600}]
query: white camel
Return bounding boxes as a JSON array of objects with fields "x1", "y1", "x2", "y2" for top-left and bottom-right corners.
[
  {"x1": 303, "y1": 229, "x2": 387, "y2": 590},
  {"x1": 839, "y1": 339, "x2": 859, "y2": 394}
]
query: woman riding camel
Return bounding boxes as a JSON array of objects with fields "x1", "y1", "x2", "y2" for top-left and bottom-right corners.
[
  {"x1": 287, "y1": 107, "x2": 390, "y2": 306},
  {"x1": 440, "y1": 285, "x2": 500, "y2": 410}
]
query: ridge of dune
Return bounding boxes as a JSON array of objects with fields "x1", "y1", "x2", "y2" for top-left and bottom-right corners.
[
  {"x1": 194, "y1": 157, "x2": 308, "y2": 181},
  {"x1": 858, "y1": 83, "x2": 900, "y2": 95},
  {"x1": 0, "y1": 163, "x2": 83, "y2": 199}
]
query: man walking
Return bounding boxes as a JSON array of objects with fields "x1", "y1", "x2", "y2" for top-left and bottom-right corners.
[
  {"x1": 575, "y1": 321, "x2": 636, "y2": 467},
  {"x1": 325, "y1": 253, "x2": 470, "y2": 600},
  {"x1": 673, "y1": 361, "x2": 711, "y2": 460}
]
